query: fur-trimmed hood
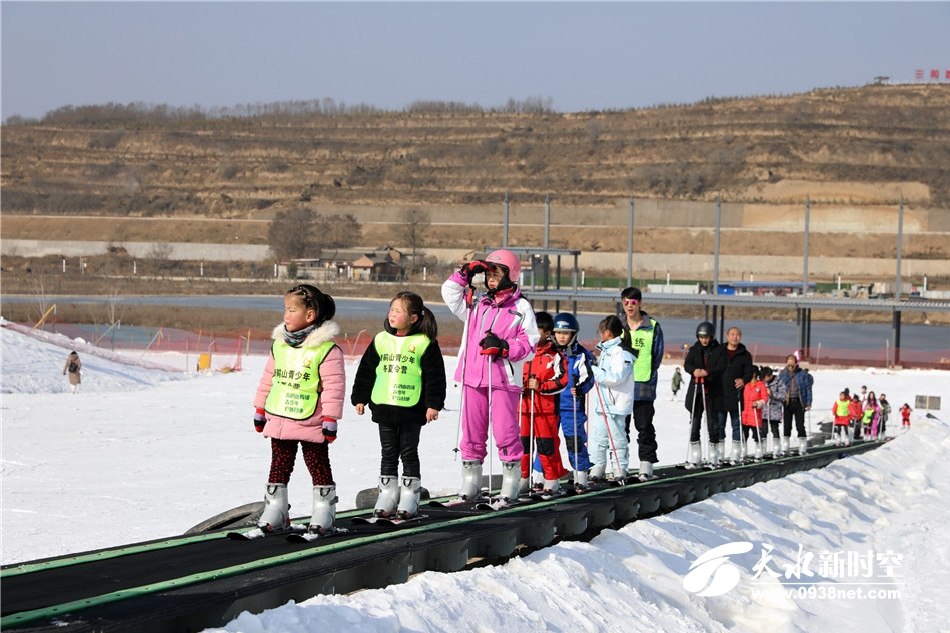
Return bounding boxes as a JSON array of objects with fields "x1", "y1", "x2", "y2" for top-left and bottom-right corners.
[{"x1": 270, "y1": 320, "x2": 340, "y2": 347}]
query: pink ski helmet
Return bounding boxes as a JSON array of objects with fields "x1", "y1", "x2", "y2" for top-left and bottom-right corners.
[{"x1": 484, "y1": 249, "x2": 521, "y2": 283}]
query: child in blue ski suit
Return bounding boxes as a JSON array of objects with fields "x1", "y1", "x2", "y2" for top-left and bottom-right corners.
[{"x1": 552, "y1": 312, "x2": 596, "y2": 491}]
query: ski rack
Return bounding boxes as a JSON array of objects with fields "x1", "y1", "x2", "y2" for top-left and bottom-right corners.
[{"x1": 1, "y1": 441, "x2": 884, "y2": 632}]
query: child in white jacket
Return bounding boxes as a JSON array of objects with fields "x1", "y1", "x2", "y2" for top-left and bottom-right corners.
[{"x1": 590, "y1": 316, "x2": 634, "y2": 483}]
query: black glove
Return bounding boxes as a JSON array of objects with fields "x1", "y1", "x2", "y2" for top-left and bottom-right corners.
[
  {"x1": 479, "y1": 332, "x2": 509, "y2": 358},
  {"x1": 460, "y1": 260, "x2": 488, "y2": 283},
  {"x1": 253, "y1": 408, "x2": 266, "y2": 433}
]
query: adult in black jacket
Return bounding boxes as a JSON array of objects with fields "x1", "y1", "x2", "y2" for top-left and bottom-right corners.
[
  {"x1": 720, "y1": 327, "x2": 754, "y2": 462},
  {"x1": 683, "y1": 322, "x2": 727, "y2": 467}
]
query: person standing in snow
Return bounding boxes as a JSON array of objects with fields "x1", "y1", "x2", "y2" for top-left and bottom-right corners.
[
  {"x1": 442, "y1": 249, "x2": 539, "y2": 504},
  {"x1": 551, "y1": 311, "x2": 596, "y2": 491},
  {"x1": 683, "y1": 322, "x2": 727, "y2": 467},
  {"x1": 252, "y1": 284, "x2": 345, "y2": 536},
  {"x1": 618, "y1": 286, "x2": 664, "y2": 480},
  {"x1": 590, "y1": 316, "x2": 633, "y2": 483},
  {"x1": 63, "y1": 351, "x2": 82, "y2": 394},
  {"x1": 351, "y1": 291, "x2": 446, "y2": 520},
  {"x1": 671, "y1": 366, "x2": 683, "y2": 400},
  {"x1": 878, "y1": 393, "x2": 891, "y2": 437},
  {"x1": 519, "y1": 312, "x2": 569, "y2": 496},
  {"x1": 719, "y1": 327, "x2": 754, "y2": 464},
  {"x1": 776, "y1": 354, "x2": 813, "y2": 455},
  {"x1": 761, "y1": 366, "x2": 786, "y2": 457}
]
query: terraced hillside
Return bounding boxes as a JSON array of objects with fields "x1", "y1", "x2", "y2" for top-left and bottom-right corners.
[{"x1": 2, "y1": 84, "x2": 949, "y2": 218}]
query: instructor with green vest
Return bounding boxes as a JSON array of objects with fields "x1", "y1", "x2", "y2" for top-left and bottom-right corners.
[{"x1": 619, "y1": 286, "x2": 665, "y2": 481}]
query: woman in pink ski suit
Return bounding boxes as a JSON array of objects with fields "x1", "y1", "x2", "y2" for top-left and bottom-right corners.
[{"x1": 442, "y1": 249, "x2": 539, "y2": 502}]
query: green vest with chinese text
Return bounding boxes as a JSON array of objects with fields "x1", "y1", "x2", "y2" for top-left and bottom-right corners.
[
  {"x1": 370, "y1": 332, "x2": 430, "y2": 407},
  {"x1": 265, "y1": 339, "x2": 335, "y2": 419}
]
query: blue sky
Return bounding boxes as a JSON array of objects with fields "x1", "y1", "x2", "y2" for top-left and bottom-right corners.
[{"x1": 2, "y1": 2, "x2": 948, "y2": 120}]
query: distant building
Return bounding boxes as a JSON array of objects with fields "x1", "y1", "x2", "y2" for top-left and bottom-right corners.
[{"x1": 279, "y1": 246, "x2": 405, "y2": 281}]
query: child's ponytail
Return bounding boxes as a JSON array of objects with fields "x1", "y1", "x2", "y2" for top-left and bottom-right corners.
[{"x1": 394, "y1": 290, "x2": 438, "y2": 340}]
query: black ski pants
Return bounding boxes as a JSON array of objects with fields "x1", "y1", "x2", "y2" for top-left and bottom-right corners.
[{"x1": 378, "y1": 420, "x2": 424, "y2": 479}]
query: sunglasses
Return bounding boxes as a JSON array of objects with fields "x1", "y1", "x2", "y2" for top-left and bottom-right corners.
[{"x1": 621, "y1": 298, "x2": 640, "y2": 306}]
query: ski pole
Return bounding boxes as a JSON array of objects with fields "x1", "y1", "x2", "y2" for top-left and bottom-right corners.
[
  {"x1": 528, "y1": 374, "x2": 536, "y2": 488},
  {"x1": 687, "y1": 374, "x2": 700, "y2": 463},
  {"x1": 699, "y1": 376, "x2": 710, "y2": 464},
  {"x1": 593, "y1": 380, "x2": 624, "y2": 482},
  {"x1": 572, "y1": 375, "x2": 579, "y2": 474},
  {"x1": 453, "y1": 317, "x2": 471, "y2": 461},
  {"x1": 486, "y1": 350, "x2": 494, "y2": 499}
]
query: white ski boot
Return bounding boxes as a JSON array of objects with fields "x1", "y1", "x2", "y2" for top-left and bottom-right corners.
[
  {"x1": 258, "y1": 483, "x2": 290, "y2": 532},
  {"x1": 459, "y1": 460, "x2": 483, "y2": 500},
  {"x1": 396, "y1": 476, "x2": 421, "y2": 519},
  {"x1": 685, "y1": 441, "x2": 703, "y2": 469},
  {"x1": 753, "y1": 440, "x2": 764, "y2": 461},
  {"x1": 374, "y1": 475, "x2": 400, "y2": 518},
  {"x1": 541, "y1": 478, "x2": 561, "y2": 497},
  {"x1": 731, "y1": 440, "x2": 743, "y2": 465},
  {"x1": 589, "y1": 463, "x2": 607, "y2": 482},
  {"x1": 574, "y1": 469, "x2": 589, "y2": 491},
  {"x1": 780, "y1": 437, "x2": 790, "y2": 457},
  {"x1": 638, "y1": 461, "x2": 654, "y2": 481},
  {"x1": 709, "y1": 442, "x2": 722, "y2": 468},
  {"x1": 499, "y1": 460, "x2": 521, "y2": 502},
  {"x1": 309, "y1": 485, "x2": 337, "y2": 532},
  {"x1": 798, "y1": 440, "x2": 808, "y2": 456}
]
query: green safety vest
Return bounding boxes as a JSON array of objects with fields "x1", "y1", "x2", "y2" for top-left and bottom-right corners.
[
  {"x1": 835, "y1": 400, "x2": 851, "y2": 417},
  {"x1": 265, "y1": 339, "x2": 336, "y2": 420},
  {"x1": 370, "y1": 332, "x2": 430, "y2": 407},
  {"x1": 626, "y1": 319, "x2": 657, "y2": 382}
]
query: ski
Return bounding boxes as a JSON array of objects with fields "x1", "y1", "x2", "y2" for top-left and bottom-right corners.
[
  {"x1": 427, "y1": 497, "x2": 486, "y2": 509},
  {"x1": 351, "y1": 514, "x2": 428, "y2": 526},
  {"x1": 529, "y1": 489, "x2": 568, "y2": 501},
  {"x1": 226, "y1": 524, "x2": 306, "y2": 541},
  {"x1": 475, "y1": 498, "x2": 536, "y2": 512},
  {"x1": 286, "y1": 526, "x2": 351, "y2": 543}
]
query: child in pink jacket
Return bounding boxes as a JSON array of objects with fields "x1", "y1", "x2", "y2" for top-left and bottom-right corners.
[
  {"x1": 442, "y1": 249, "x2": 539, "y2": 504},
  {"x1": 253, "y1": 284, "x2": 345, "y2": 536}
]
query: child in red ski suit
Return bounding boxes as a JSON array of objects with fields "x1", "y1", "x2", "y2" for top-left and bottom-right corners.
[
  {"x1": 900, "y1": 403, "x2": 912, "y2": 428},
  {"x1": 740, "y1": 367, "x2": 769, "y2": 460},
  {"x1": 832, "y1": 391, "x2": 852, "y2": 446},
  {"x1": 520, "y1": 312, "x2": 569, "y2": 496},
  {"x1": 848, "y1": 395, "x2": 864, "y2": 440}
]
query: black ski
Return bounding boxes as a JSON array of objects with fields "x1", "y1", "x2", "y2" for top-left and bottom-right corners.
[
  {"x1": 286, "y1": 526, "x2": 351, "y2": 543},
  {"x1": 351, "y1": 514, "x2": 428, "y2": 526}
]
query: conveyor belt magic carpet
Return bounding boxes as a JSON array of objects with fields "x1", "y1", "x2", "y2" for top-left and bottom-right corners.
[{"x1": 1, "y1": 441, "x2": 884, "y2": 632}]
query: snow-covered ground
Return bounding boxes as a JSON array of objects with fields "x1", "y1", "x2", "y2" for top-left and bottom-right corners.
[{"x1": 2, "y1": 322, "x2": 948, "y2": 633}]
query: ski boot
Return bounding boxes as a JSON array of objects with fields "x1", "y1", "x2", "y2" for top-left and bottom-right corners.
[
  {"x1": 308, "y1": 485, "x2": 337, "y2": 534},
  {"x1": 396, "y1": 476, "x2": 421, "y2": 519},
  {"x1": 499, "y1": 460, "x2": 521, "y2": 503},
  {"x1": 374, "y1": 475, "x2": 399, "y2": 518},
  {"x1": 589, "y1": 463, "x2": 606, "y2": 483},
  {"x1": 709, "y1": 442, "x2": 722, "y2": 468},
  {"x1": 637, "y1": 460, "x2": 655, "y2": 481},
  {"x1": 459, "y1": 460, "x2": 483, "y2": 501},
  {"x1": 684, "y1": 441, "x2": 703, "y2": 469},
  {"x1": 258, "y1": 483, "x2": 290, "y2": 532}
]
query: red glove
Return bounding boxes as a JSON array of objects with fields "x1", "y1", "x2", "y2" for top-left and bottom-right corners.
[
  {"x1": 322, "y1": 418, "x2": 337, "y2": 443},
  {"x1": 460, "y1": 260, "x2": 488, "y2": 283},
  {"x1": 479, "y1": 332, "x2": 509, "y2": 358},
  {"x1": 253, "y1": 408, "x2": 266, "y2": 433}
]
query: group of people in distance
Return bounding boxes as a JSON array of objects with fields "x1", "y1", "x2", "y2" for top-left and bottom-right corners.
[
  {"x1": 682, "y1": 324, "x2": 815, "y2": 467},
  {"x1": 831, "y1": 385, "x2": 910, "y2": 446},
  {"x1": 247, "y1": 249, "x2": 666, "y2": 537}
]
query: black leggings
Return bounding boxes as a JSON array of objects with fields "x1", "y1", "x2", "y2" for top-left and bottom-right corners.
[{"x1": 378, "y1": 420, "x2": 424, "y2": 478}]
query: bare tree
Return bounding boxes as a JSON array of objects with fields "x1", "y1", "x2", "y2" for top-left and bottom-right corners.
[
  {"x1": 267, "y1": 208, "x2": 319, "y2": 260},
  {"x1": 399, "y1": 208, "x2": 431, "y2": 275}
]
